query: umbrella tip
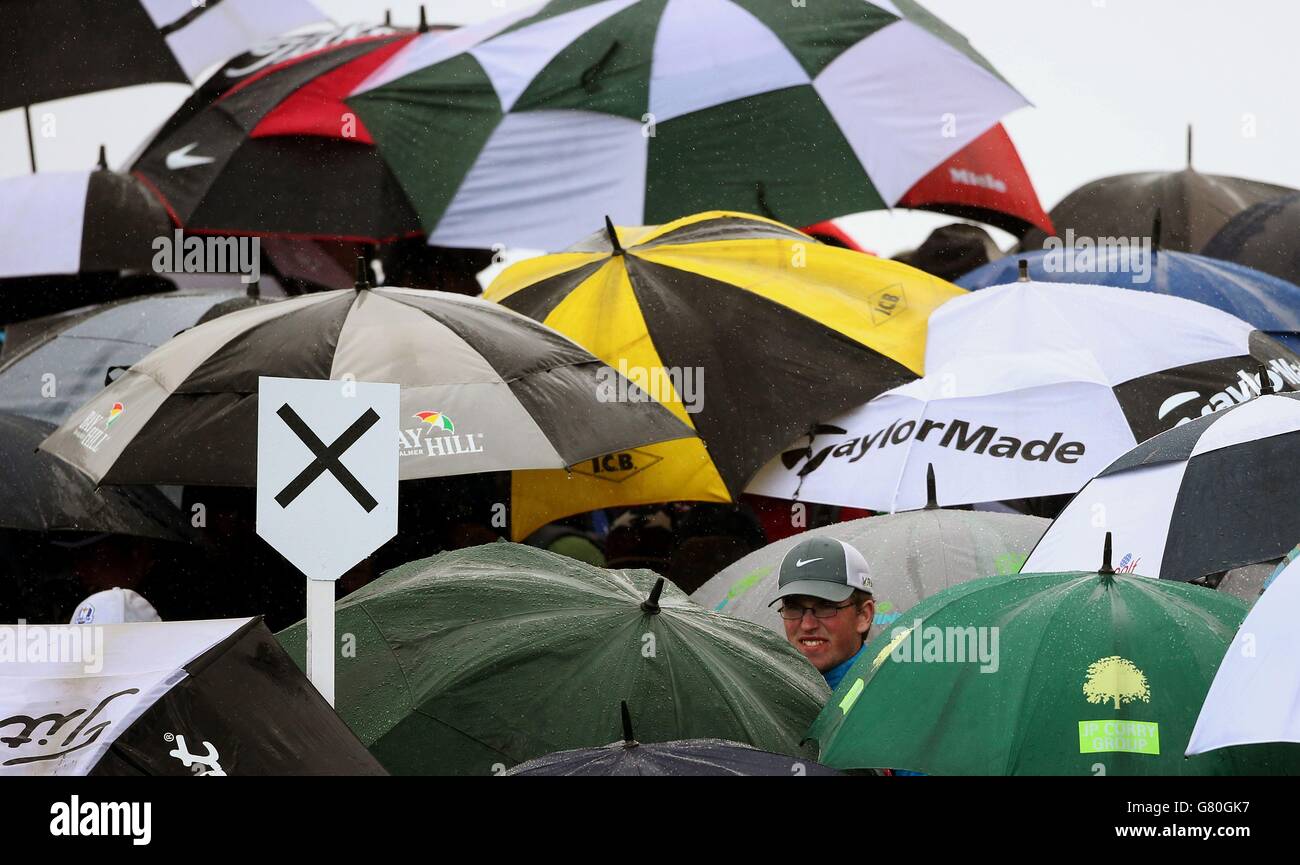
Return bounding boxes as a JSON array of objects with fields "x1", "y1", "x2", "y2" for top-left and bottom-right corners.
[
  {"x1": 1259, "y1": 362, "x2": 1276, "y2": 396},
  {"x1": 604, "y1": 215, "x2": 624, "y2": 255},
  {"x1": 247, "y1": 278, "x2": 260, "y2": 299},
  {"x1": 1017, "y1": 259, "x2": 1029, "y2": 282},
  {"x1": 418, "y1": 5, "x2": 428, "y2": 32},
  {"x1": 96, "y1": 144, "x2": 107, "y2": 171},
  {"x1": 1152, "y1": 208, "x2": 1162, "y2": 259},
  {"x1": 641, "y1": 576, "x2": 664, "y2": 613},
  {"x1": 620, "y1": 700, "x2": 636, "y2": 745},
  {"x1": 924, "y1": 463, "x2": 938, "y2": 510},
  {"x1": 1099, "y1": 532, "x2": 1115, "y2": 575},
  {"x1": 1186, "y1": 123, "x2": 1193, "y2": 169},
  {"x1": 384, "y1": 8, "x2": 391, "y2": 26},
  {"x1": 354, "y1": 256, "x2": 371, "y2": 290}
]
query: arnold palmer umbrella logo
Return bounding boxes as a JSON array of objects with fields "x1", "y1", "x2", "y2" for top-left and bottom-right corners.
[
  {"x1": 72, "y1": 401, "x2": 123, "y2": 453},
  {"x1": 398, "y1": 411, "x2": 484, "y2": 459}
]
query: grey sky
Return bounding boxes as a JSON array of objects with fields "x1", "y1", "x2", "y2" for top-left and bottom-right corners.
[{"x1": 2, "y1": 0, "x2": 1294, "y2": 256}]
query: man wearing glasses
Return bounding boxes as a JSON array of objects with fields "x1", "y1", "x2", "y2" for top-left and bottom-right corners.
[{"x1": 769, "y1": 536, "x2": 874, "y2": 690}]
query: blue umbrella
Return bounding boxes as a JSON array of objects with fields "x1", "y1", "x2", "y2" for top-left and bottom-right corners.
[{"x1": 958, "y1": 248, "x2": 1300, "y2": 353}]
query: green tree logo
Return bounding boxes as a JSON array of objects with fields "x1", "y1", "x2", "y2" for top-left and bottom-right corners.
[{"x1": 1083, "y1": 656, "x2": 1151, "y2": 710}]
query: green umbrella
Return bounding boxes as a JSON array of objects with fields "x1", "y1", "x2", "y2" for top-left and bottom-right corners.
[
  {"x1": 278, "y1": 543, "x2": 828, "y2": 775},
  {"x1": 808, "y1": 536, "x2": 1300, "y2": 775}
]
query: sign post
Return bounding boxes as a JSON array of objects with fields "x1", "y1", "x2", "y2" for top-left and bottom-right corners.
[{"x1": 256, "y1": 376, "x2": 399, "y2": 705}]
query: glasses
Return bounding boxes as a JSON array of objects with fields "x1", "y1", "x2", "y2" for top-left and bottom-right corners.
[{"x1": 778, "y1": 601, "x2": 856, "y2": 621}]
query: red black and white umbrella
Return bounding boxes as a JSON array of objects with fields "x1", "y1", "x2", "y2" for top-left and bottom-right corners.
[
  {"x1": 0, "y1": 617, "x2": 385, "y2": 776},
  {"x1": 131, "y1": 23, "x2": 442, "y2": 243}
]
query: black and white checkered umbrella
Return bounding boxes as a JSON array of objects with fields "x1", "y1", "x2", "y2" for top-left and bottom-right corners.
[{"x1": 1024, "y1": 391, "x2": 1300, "y2": 582}]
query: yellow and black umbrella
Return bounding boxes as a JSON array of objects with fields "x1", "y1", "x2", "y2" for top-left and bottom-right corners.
[{"x1": 485, "y1": 211, "x2": 964, "y2": 540}]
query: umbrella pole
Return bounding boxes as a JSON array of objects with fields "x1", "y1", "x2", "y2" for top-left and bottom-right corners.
[
  {"x1": 305, "y1": 578, "x2": 336, "y2": 706},
  {"x1": 24, "y1": 105, "x2": 36, "y2": 173}
]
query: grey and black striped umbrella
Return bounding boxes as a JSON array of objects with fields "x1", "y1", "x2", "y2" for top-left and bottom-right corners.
[
  {"x1": 1024, "y1": 391, "x2": 1300, "y2": 582},
  {"x1": 39, "y1": 284, "x2": 696, "y2": 487}
]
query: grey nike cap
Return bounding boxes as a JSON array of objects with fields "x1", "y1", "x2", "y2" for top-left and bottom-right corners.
[{"x1": 768, "y1": 536, "x2": 873, "y2": 606}]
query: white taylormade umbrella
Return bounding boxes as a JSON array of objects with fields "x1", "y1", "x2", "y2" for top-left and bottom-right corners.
[
  {"x1": 1186, "y1": 553, "x2": 1300, "y2": 755},
  {"x1": 746, "y1": 280, "x2": 1300, "y2": 512}
]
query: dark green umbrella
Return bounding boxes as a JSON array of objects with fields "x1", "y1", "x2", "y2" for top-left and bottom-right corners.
[
  {"x1": 278, "y1": 543, "x2": 828, "y2": 775},
  {"x1": 808, "y1": 535, "x2": 1300, "y2": 775}
]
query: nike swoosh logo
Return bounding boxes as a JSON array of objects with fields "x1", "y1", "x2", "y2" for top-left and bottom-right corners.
[
  {"x1": 166, "y1": 143, "x2": 215, "y2": 170},
  {"x1": 795, "y1": 558, "x2": 823, "y2": 567}
]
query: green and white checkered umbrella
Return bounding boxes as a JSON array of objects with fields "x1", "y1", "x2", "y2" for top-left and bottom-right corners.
[{"x1": 347, "y1": 0, "x2": 1028, "y2": 250}]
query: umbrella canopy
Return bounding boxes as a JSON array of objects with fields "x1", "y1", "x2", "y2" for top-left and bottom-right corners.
[
  {"x1": 958, "y1": 248, "x2": 1300, "y2": 354},
  {"x1": 506, "y1": 704, "x2": 842, "y2": 775},
  {"x1": 1018, "y1": 165, "x2": 1295, "y2": 254},
  {"x1": 1203, "y1": 191, "x2": 1300, "y2": 289},
  {"x1": 694, "y1": 497, "x2": 1047, "y2": 640},
  {"x1": 0, "y1": 617, "x2": 385, "y2": 775},
  {"x1": 0, "y1": 412, "x2": 189, "y2": 541},
  {"x1": 38, "y1": 281, "x2": 695, "y2": 487},
  {"x1": 1024, "y1": 392, "x2": 1300, "y2": 583},
  {"x1": 897, "y1": 123, "x2": 1053, "y2": 237},
  {"x1": 346, "y1": 0, "x2": 1028, "y2": 250},
  {"x1": 0, "y1": 164, "x2": 171, "y2": 280},
  {"x1": 0, "y1": 0, "x2": 328, "y2": 111},
  {"x1": 130, "y1": 24, "x2": 439, "y2": 242},
  {"x1": 277, "y1": 543, "x2": 829, "y2": 775},
  {"x1": 0, "y1": 288, "x2": 272, "y2": 426},
  {"x1": 485, "y1": 211, "x2": 965, "y2": 540},
  {"x1": 748, "y1": 281, "x2": 1300, "y2": 511},
  {"x1": 808, "y1": 541, "x2": 1300, "y2": 775},
  {"x1": 1187, "y1": 554, "x2": 1300, "y2": 755}
]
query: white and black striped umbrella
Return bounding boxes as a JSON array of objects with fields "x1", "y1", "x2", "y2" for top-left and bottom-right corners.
[
  {"x1": 38, "y1": 283, "x2": 695, "y2": 486},
  {"x1": 1023, "y1": 391, "x2": 1300, "y2": 582},
  {"x1": 0, "y1": 0, "x2": 328, "y2": 111},
  {"x1": 748, "y1": 282, "x2": 1300, "y2": 512},
  {"x1": 0, "y1": 617, "x2": 384, "y2": 776},
  {"x1": 0, "y1": 165, "x2": 171, "y2": 280}
]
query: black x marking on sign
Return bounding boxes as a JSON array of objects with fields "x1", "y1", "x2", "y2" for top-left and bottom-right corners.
[{"x1": 275, "y1": 403, "x2": 381, "y2": 512}]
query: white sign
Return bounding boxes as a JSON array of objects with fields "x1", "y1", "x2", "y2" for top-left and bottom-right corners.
[{"x1": 256, "y1": 376, "x2": 399, "y2": 581}]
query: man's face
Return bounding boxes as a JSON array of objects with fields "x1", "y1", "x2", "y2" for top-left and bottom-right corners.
[{"x1": 780, "y1": 594, "x2": 874, "y2": 673}]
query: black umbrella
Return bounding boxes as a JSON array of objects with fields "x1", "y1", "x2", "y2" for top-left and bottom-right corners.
[
  {"x1": 2, "y1": 0, "x2": 326, "y2": 170},
  {"x1": 0, "y1": 412, "x2": 189, "y2": 541},
  {"x1": 0, "y1": 288, "x2": 273, "y2": 426},
  {"x1": 1019, "y1": 129, "x2": 1294, "y2": 252},
  {"x1": 504, "y1": 702, "x2": 843, "y2": 777},
  {"x1": 1203, "y1": 191, "x2": 1300, "y2": 287},
  {"x1": 0, "y1": 616, "x2": 385, "y2": 776}
]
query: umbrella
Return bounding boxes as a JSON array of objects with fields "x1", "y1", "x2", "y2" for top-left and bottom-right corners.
[
  {"x1": 0, "y1": 288, "x2": 273, "y2": 426},
  {"x1": 505, "y1": 702, "x2": 842, "y2": 776},
  {"x1": 38, "y1": 276, "x2": 695, "y2": 486},
  {"x1": 0, "y1": 158, "x2": 171, "y2": 281},
  {"x1": 693, "y1": 482, "x2": 1048, "y2": 640},
  {"x1": 0, "y1": 617, "x2": 385, "y2": 775},
  {"x1": 277, "y1": 543, "x2": 830, "y2": 775},
  {"x1": 1024, "y1": 392, "x2": 1300, "y2": 583},
  {"x1": 485, "y1": 211, "x2": 964, "y2": 540},
  {"x1": 1018, "y1": 136, "x2": 1295, "y2": 253},
  {"x1": 893, "y1": 223, "x2": 1004, "y2": 281},
  {"x1": 808, "y1": 534, "x2": 1300, "y2": 775},
  {"x1": 1187, "y1": 553, "x2": 1300, "y2": 755},
  {"x1": 0, "y1": 412, "x2": 188, "y2": 542},
  {"x1": 2, "y1": 0, "x2": 328, "y2": 171},
  {"x1": 748, "y1": 281, "x2": 1300, "y2": 512},
  {"x1": 346, "y1": 0, "x2": 1028, "y2": 250},
  {"x1": 958, "y1": 247, "x2": 1300, "y2": 354},
  {"x1": 130, "y1": 24, "x2": 442, "y2": 242},
  {"x1": 897, "y1": 123, "x2": 1053, "y2": 237},
  {"x1": 1203, "y1": 191, "x2": 1300, "y2": 289}
]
